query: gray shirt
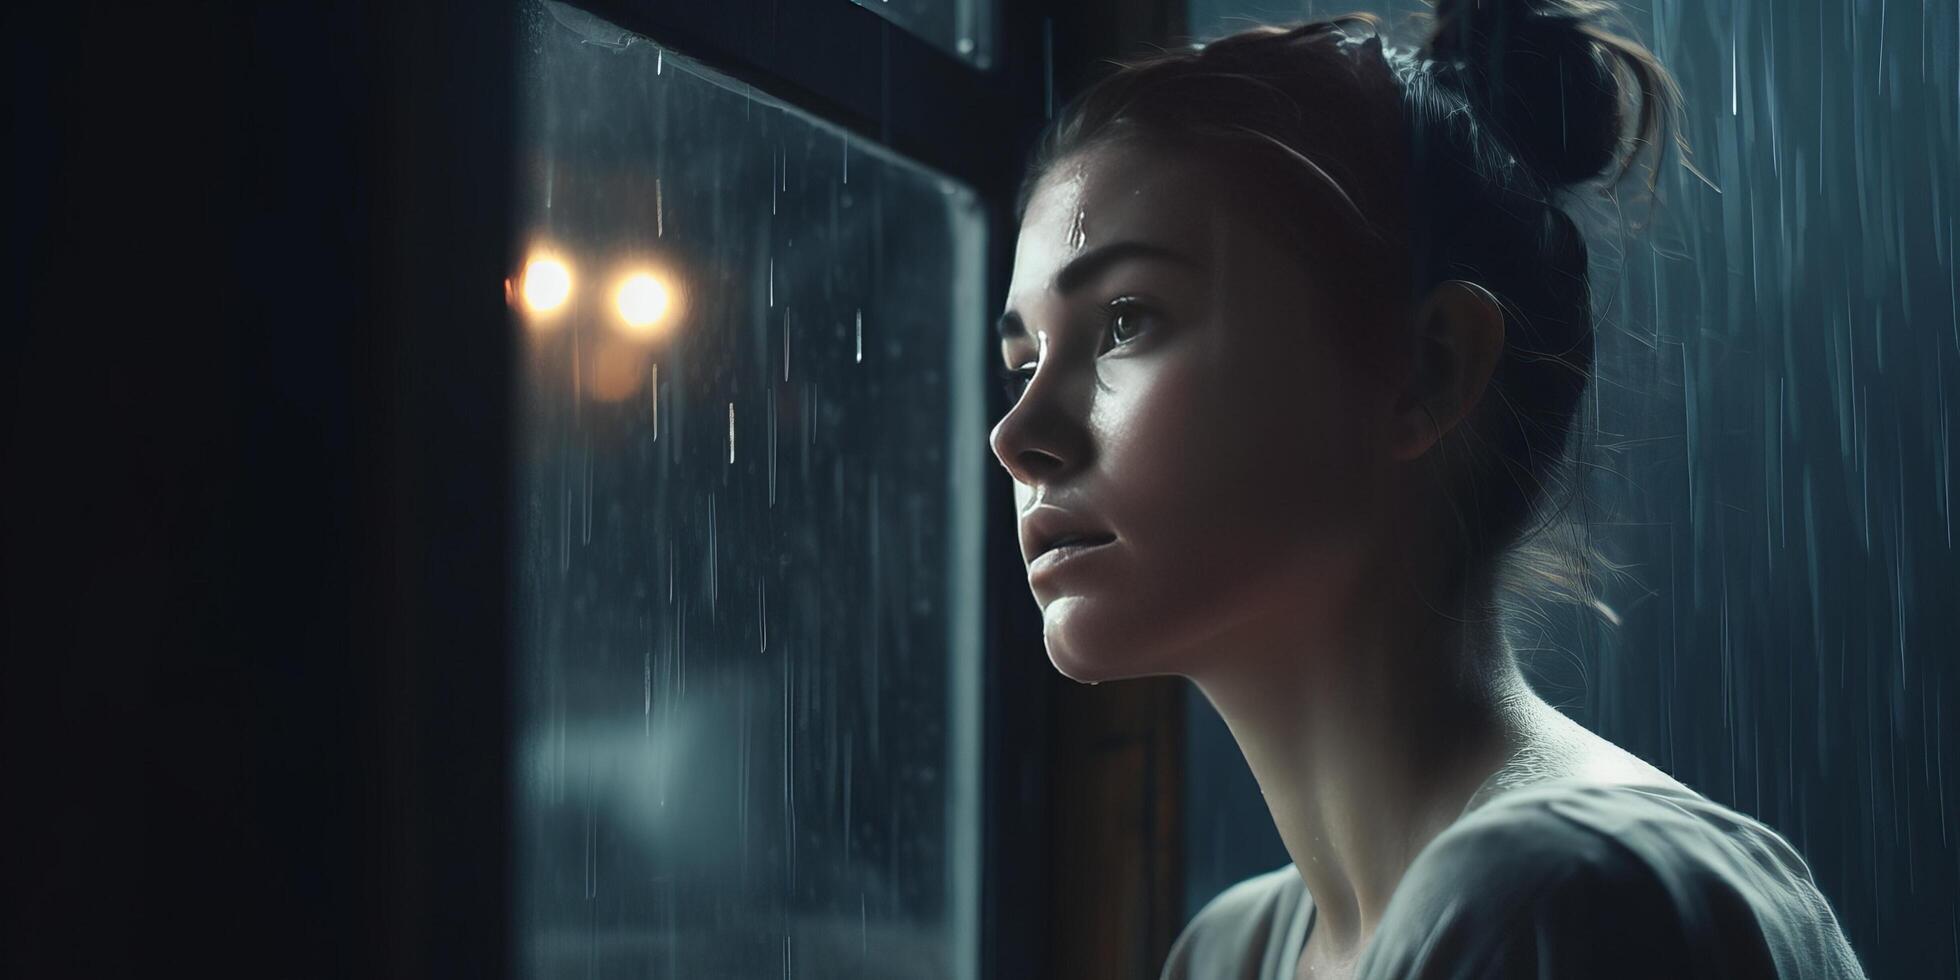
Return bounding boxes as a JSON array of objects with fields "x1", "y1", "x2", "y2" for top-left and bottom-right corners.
[{"x1": 1159, "y1": 779, "x2": 1869, "y2": 979}]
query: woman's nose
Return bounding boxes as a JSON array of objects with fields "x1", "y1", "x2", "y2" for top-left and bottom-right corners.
[
  {"x1": 990, "y1": 414, "x2": 1062, "y2": 486},
  {"x1": 989, "y1": 374, "x2": 1085, "y2": 488}
]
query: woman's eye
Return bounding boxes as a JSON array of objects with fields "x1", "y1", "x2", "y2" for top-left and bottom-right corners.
[
  {"x1": 1101, "y1": 297, "x2": 1155, "y2": 352},
  {"x1": 996, "y1": 299, "x2": 1156, "y2": 405}
]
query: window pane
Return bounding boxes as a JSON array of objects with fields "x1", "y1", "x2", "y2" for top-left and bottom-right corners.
[
  {"x1": 848, "y1": 0, "x2": 994, "y2": 68},
  {"x1": 511, "y1": 4, "x2": 986, "y2": 978}
]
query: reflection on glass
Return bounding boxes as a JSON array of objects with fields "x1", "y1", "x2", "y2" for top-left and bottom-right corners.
[
  {"x1": 520, "y1": 252, "x2": 575, "y2": 317},
  {"x1": 513, "y1": 3, "x2": 986, "y2": 977},
  {"x1": 848, "y1": 0, "x2": 994, "y2": 68},
  {"x1": 612, "y1": 271, "x2": 673, "y2": 336}
]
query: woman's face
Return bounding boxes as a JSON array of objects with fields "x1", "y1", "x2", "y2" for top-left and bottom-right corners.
[{"x1": 991, "y1": 141, "x2": 1412, "y2": 684}]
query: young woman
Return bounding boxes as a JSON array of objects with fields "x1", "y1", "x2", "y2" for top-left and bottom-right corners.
[{"x1": 988, "y1": 2, "x2": 1870, "y2": 978}]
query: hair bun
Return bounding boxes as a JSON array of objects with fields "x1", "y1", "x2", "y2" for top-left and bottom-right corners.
[{"x1": 1423, "y1": 0, "x2": 1627, "y2": 186}]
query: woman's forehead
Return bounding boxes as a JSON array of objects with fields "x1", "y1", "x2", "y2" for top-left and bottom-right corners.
[
  {"x1": 1034, "y1": 144, "x2": 1220, "y2": 234},
  {"x1": 1012, "y1": 145, "x2": 1221, "y2": 290}
]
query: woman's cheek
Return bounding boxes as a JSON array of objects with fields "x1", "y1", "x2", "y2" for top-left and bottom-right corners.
[{"x1": 1109, "y1": 346, "x2": 1272, "y2": 507}]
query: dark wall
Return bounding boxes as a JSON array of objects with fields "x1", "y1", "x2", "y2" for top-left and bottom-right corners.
[{"x1": 3, "y1": 3, "x2": 513, "y2": 976}]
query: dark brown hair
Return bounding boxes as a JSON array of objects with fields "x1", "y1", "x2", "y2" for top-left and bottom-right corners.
[{"x1": 1017, "y1": 0, "x2": 1700, "y2": 624}]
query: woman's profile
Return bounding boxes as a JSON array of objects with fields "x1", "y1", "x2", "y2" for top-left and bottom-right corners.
[{"x1": 988, "y1": 1, "x2": 1870, "y2": 977}]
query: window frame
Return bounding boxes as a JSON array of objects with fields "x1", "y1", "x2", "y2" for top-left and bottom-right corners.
[
  {"x1": 505, "y1": 1, "x2": 1064, "y2": 977},
  {"x1": 9, "y1": 0, "x2": 1179, "y2": 976},
  {"x1": 372, "y1": 0, "x2": 1191, "y2": 976}
]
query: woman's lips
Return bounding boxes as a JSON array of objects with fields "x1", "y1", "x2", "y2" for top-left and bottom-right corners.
[{"x1": 1028, "y1": 537, "x2": 1116, "y2": 583}]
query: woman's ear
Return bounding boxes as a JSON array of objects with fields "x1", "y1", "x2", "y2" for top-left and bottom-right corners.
[{"x1": 1386, "y1": 279, "x2": 1506, "y2": 463}]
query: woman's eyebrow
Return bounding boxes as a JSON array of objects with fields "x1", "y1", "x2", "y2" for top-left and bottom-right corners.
[{"x1": 996, "y1": 240, "x2": 1200, "y2": 341}]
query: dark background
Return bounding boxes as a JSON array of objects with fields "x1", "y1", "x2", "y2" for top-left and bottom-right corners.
[{"x1": 4, "y1": 2, "x2": 516, "y2": 975}]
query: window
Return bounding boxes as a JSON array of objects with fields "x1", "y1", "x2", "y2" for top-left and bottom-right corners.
[{"x1": 511, "y1": 3, "x2": 986, "y2": 976}]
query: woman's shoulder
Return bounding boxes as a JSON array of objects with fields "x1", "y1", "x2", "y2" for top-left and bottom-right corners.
[
  {"x1": 1360, "y1": 779, "x2": 1869, "y2": 980},
  {"x1": 1158, "y1": 863, "x2": 1306, "y2": 980}
]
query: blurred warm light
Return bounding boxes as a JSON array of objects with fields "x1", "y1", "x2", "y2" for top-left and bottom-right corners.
[
  {"x1": 589, "y1": 334, "x2": 650, "y2": 403},
  {"x1": 614, "y1": 271, "x2": 672, "y2": 335},
  {"x1": 520, "y1": 254, "x2": 573, "y2": 315}
]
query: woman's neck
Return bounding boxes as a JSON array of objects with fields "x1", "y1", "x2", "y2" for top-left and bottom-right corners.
[{"x1": 1186, "y1": 577, "x2": 1547, "y2": 962}]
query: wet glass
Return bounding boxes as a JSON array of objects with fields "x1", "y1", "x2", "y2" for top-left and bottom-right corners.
[{"x1": 510, "y1": 3, "x2": 987, "y2": 977}]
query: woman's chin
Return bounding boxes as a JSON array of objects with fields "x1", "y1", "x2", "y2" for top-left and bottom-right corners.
[{"x1": 1040, "y1": 596, "x2": 1154, "y2": 684}]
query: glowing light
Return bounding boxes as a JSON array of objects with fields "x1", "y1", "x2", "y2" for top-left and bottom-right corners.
[
  {"x1": 520, "y1": 254, "x2": 573, "y2": 315},
  {"x1": 614, "y1": 271, "x2": 672, "y2": 335}
]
